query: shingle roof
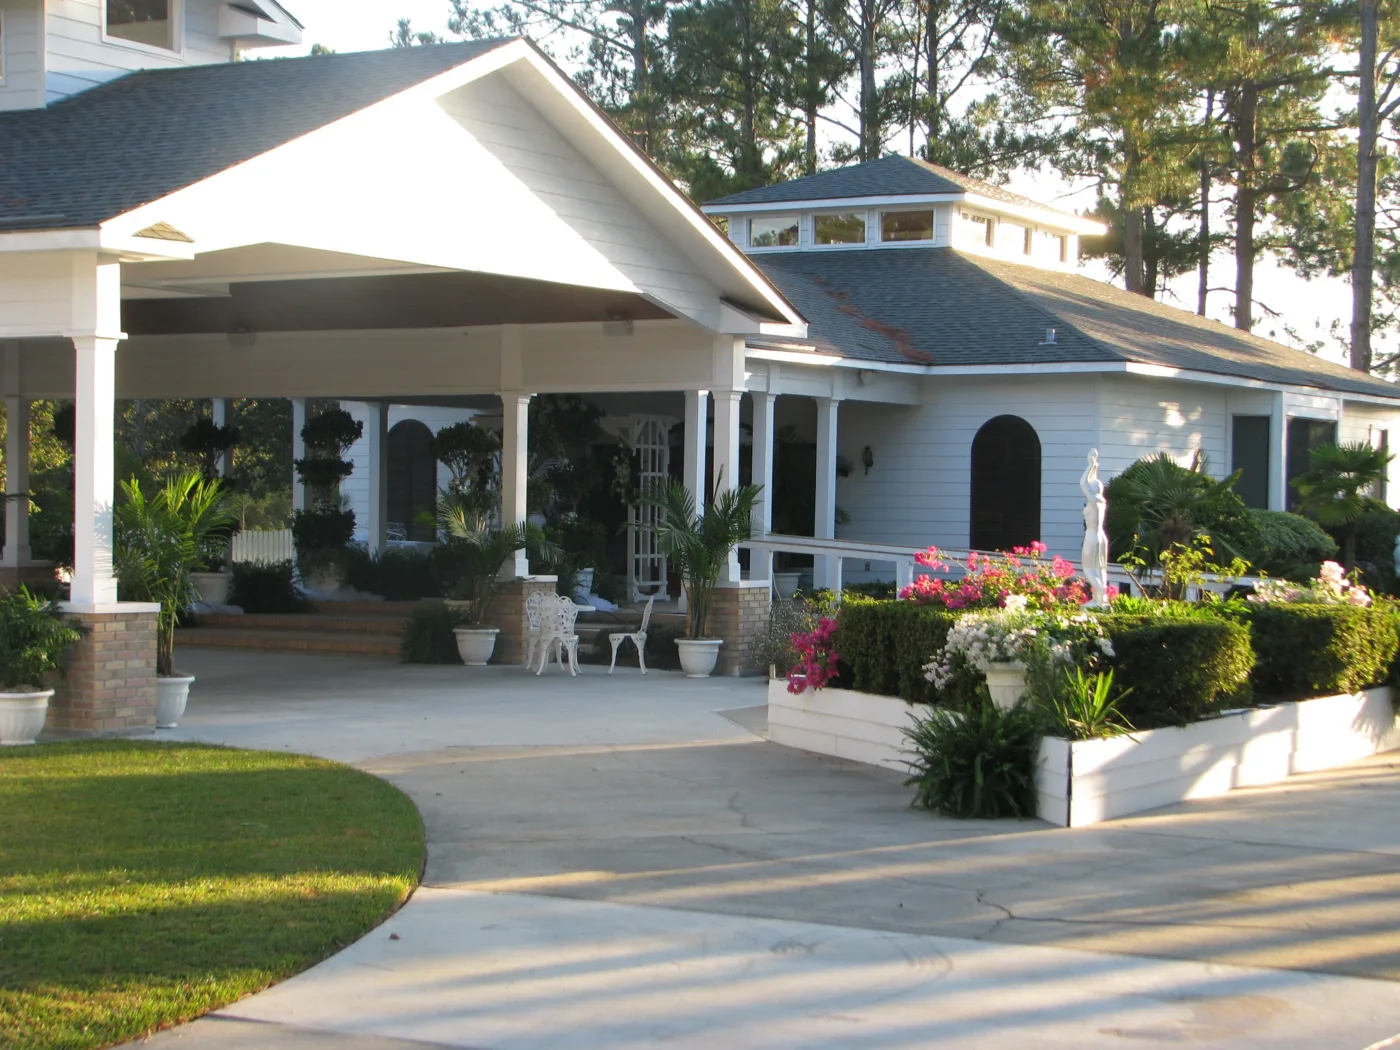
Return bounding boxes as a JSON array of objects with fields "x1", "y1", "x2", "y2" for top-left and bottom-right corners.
[
  {"x1": 752, "y1": 247, "x2": 1400, "y2": 399},
  {"x1": 705, "y1": 155, "x2": 1074, "y2": 218},
  {"x1": 0, "y1": 40, "x2": 512, "y2": 230}
]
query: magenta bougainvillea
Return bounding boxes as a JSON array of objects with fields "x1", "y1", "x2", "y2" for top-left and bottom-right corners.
[
  {"x1": 899, "y1": 543, "x2": 1108, "y2": 611},
  {"x1": 787, "y1": 616, "x2": 840, "y2": 695}
]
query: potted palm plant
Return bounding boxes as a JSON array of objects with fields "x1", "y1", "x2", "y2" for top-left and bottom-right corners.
[
  {"x1": 0, "y1": 588, "x2": 83, "y2": 745},
  {"x1": 114, "y1": 472, "x2": 236, "y2": 727},
  {"x1": 643, "y1": 480, "x2": 763, "y2": 678},
  {"x1": 436, "y1": 494, "x2": 559, "y2": 665}
]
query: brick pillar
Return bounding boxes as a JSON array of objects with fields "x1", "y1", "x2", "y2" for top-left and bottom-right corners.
[
  {"x1": 708, "y1": 581, "x2": 771, "y2": 676},
  {"x1": 0, "y1": 563, "x2": 58, "y2": 592},
  {"x1": 48, "y1": 606, "x2": 158, "y2": 734},
  {"x1": 482, "y1": 577, "x2": 557, "y2": 665}
]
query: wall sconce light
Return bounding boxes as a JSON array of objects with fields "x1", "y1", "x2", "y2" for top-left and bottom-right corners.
[{"x1": 862, "y1": 445, "x2": 874, "y2": 475}]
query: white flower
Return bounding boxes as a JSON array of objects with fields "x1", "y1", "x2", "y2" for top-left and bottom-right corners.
[{"x1": 1002, "y1": 594, "x2": 1029, "y2": 614}]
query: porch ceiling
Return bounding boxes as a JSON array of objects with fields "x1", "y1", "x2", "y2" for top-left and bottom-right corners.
[{"x1": 121, "y1": 270, "x2": 675, "y2": 336}]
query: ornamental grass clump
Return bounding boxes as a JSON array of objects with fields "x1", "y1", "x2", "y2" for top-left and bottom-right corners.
[{"x1": 904, "y1": 698, "x2": 1043, "y2": 819}]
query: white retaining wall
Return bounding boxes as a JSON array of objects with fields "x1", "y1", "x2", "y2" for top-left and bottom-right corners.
[{"x1": 766, "y1": 680, "x2": 1400, "y2": 827}]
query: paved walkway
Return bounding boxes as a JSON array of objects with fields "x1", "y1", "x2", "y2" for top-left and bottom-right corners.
[{"x1": 139, "y1": 650, "x2": 1400, "y2": 1049}]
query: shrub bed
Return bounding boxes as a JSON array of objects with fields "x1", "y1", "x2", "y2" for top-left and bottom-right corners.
[
  {"x1": 227, "y1": 560, "x2": 311, "y2": 614},
  {"x1": 1097, "y1": 613, "x2": 1254, "y2": 728},
  {"x1": 1228, "y1": 602, "x2": 1399, "y2": 698},
  {"x1": 835, "y1": 598, "x2": 957, "y2": 704}
]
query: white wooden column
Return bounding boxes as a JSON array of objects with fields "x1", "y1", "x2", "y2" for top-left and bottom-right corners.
[
  {"x1": 291, "y1": 398, "x2": 308, "y2": 512},
  {"x1": 500, "y1": 392, "x2": 531, "y2": 577},
  {"x1": 3, "y1": 397, "x2": 29, "y2": 567},
  {"x1": 364, "y1": 402, "x2": 390, "y2": 556},
  {"x1": 749, "y1": 392, "x2": 776, "y2": 583},
  {"x1": 712, "y1": 389, "x2": 743, "y2": 584},
  {"x1": 814, "y1": 396, "x2": 841, "y2": 590},
  {"x1": 1269, "y1": 390, "x2": 1287, "y2": 512},
  {"x1": 72, "y1": 336, "x2": 119, "y2": 606},
  {"x1": 683, "y1": 389, "x2": 709, "y2": 513},
  {"x1": 211, "y1": 398, "x2": 232, "y2": 477}
]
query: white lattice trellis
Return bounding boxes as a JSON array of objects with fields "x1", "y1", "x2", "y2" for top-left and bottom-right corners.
[{"x1": 627, "y1": 416, "x2": 671, "y2": 601}]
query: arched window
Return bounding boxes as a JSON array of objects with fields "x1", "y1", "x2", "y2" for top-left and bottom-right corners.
[
  {"x1": 388, "y1": 420, "x2": 437, "y2": 542},
  {"x1": 970, "y1": 415, "x2": 1041, "y2": 551}
]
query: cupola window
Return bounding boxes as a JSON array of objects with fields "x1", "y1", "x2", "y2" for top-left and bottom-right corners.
[
  {"x1": 961, "y1": 210, "x2": 994, "y2": 246},
  {"x1": 106, "y1": 1, "x2": 178, "y2": 52},
  {"x1": 880, "y1": 210, "x2": 934, "y2": 242},
  {"x1": 749, "y1": 216, "x2": 799, "y2": 248},
  {"x1": 814, "y1": 213, "x2": 867, "y2": 245}
]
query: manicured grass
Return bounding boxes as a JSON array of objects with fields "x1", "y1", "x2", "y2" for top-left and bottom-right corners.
[{"x1": 0, "y1": 741, "x2": 424, "y2": 1050}]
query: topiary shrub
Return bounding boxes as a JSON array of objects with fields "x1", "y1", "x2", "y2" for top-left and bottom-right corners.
[
  {"x1": 400, "y1": 604, "x2": 465, "y2": 664},
  {"x1": 835, "y1": 598, "x2": 956, "y2": 704},
  {"x1": 904, "y1": 698, "x2": 1043, "y2": 818},
  {"x1": 228, "y1": 560, "x2": 312, "y2": 614},
  {"x1": 1243, "y1": 509, "x2": 1338, "y2": 582},
  {"x1": 343, "y1": 547, "x2": 440, "y2": 601},
  {"x1": 1099, "y1": 613, "x2": 1254, "y2": 727},
  {"x1": 1228, "y1": 602, "x2": 1399, "y2": 697},
  {"x1": 1349, "y1": 505, "x2": 1400, "y2": 594}
]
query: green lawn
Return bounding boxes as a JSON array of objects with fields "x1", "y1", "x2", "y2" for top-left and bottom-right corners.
[{"x1": 0, "y1": 741, "x2": 425, "y2": 1050}]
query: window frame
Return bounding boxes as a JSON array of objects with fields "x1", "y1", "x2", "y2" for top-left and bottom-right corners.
[
  {"x1": 102, "y1": 0, "x2": 185, "y2": 58},
  {"x1": 959, "y1": 209, "x2": 995, "y2": 247},
  {"x1": 746, "y1": 214, "x2": 800, "y2": 251},
  {"x1": 812, "y1": 211, "x2": 869, "y2": 248},
  {"x1": 879, "y1": 208, "x2": 936, "y2": 244}
]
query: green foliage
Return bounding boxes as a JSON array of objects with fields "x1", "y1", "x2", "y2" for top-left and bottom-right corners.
[
  {"x1": 228, "y1": 561, "x2": 311, "y2": 614},
  {"x1": 904, "y1": 699, "x2": 1043, "y2": 819},
  {"x1": 1228, "y1": 601, "x2": 1400, "y2": 697},
  {"x1": 300, "y1": 409, "x2": 362, "y2": 460},
  {"x1": 640, "y1": 481, "x2": 762, "y2": 639},
  {"x1": 1292, "y1": 442, "x2": 1395, "y2": 568},
  {"x1": 0, "y1": 588, "x2": 82, "y2": 691},
  {"x1": 114, "y1": 474, "x2": 236, "y2": 676},
  {"x1": 436, "y1": 500, "x2": 559, "y2": 626},
  {"x1": 843, "y1": 580, "x2": 898, "y2": 599},
  {"x1": 179, "y1": 418, "x2": 240, "y2": 483},
  {"x1": 432, "y1": 420, "x2": 500, "y2": 494},
  {"x1": 1105, "y1": 452, "x2": 1255, "y2": 564},
  {"x1": 290, "y1": 507, "x2": 356, "y2": 575},
  {"x1": 399, "y1": 605, "x2": 466, "y2": 664},
  {"x1": 1350, "y1": 505, "x2": 1400, "y2": 594},
  {"x1": 1042, "y1": 668, "x2": 1133, "y2": 740},
  {"x1": 1098, "y1": 613, "x2": 1254, "y2": 728},
  {"x1": 834, "y1": 598, "x2": 985, "y2": 707},
  {"x1": 342, "y1": 547, "x2": 441, "y2": 601},
  {"x1": 1244, "y1": 508, "x2": 1339, "y2": 581},
  {"x1": 750, "y1": 595, "x2": 825, "y2": 674}
]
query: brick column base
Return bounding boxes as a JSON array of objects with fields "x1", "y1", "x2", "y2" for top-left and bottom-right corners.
[
  {"x1": 48, "y1": 605, "x2": 159, "y2": 735},
  {"x1": 482, "y1": 577, "x2": 558, "y2": 665},
  {"x1": 0, "y1": 563, "x2": 59, "y2": 592},
  {"x1": 708, "y1": 581, "x2": 772, "y2": 676}
]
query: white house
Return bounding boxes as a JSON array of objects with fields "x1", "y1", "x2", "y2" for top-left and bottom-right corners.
[{"x1": 1, "y1": 21, "x2": 1398, "y2": 729}]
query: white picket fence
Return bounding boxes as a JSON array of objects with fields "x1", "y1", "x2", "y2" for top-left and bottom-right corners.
[{"x1": 231, "y1": 529, "x2": 294, "y2": 565}]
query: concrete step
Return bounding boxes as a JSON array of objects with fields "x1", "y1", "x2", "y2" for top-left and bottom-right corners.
[
  {"x1": 180, "y1": 627, "x2": 400, "y2": 658},
  {"x1": 197, "y1": 612, "x2": 410, "y2": 634},
  {"x1": 310, "y1": 600, "x2": 424, "y2": 615}
]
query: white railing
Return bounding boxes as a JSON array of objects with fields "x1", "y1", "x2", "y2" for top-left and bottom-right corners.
[
  {"x1": 231, "y1": 529, "x2": 294, "y2": 565},
  {"x1": 740, "y1": 533, "x2": 1258, "y2": 597}
]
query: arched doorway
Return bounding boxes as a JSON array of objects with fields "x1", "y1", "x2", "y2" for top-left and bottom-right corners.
[
  {"x1": 970, "y1": 415, "x2": 1041, "y2": 551},
  {"x1": 388, "y1": 420, "x2": 437, "y2": 542}
]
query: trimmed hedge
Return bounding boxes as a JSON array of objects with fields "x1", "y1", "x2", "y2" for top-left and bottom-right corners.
[
  {"x1": 835, "y1": 598, "x2": 956, "y2": 704},
  {"x1": 1098, "y1": 613, "x2": 1254, "y2": 728},
  {"x1": 1227, "y1": 602, "x2": 1399, "y2": 697}
]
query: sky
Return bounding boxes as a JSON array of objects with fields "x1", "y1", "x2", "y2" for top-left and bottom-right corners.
[{"x1": 265, "y1": 2, "x2": 1363, "y2": 369}]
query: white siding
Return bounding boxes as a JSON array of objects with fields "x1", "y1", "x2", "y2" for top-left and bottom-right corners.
[
  {"x1": 44, "y1": 0, "x2": 231, "y2": 104},
  {"x1": 439, "y1": 76, "x2": 724, "y2": 328},
  {"x1": 836, "y1": 375, "x2": 1099, "y2": 559},
  {"x1": 1341, "y1": 400, "x2": 1400, "y2": 510},
  {"x1": 0, "y1": 0, "x2": 43, "y2": 111},
  {"x1": 1096, "y1": 374, "x2": 1229, "y2": 481}
]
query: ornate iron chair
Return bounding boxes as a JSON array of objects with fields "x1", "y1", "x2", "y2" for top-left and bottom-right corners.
[{"x1": 608, "y1": 594, "x2": 655, "y2": 675}]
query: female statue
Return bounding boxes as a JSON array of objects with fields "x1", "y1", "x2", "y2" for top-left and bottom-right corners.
[{"x1": 1081, "y1": 449, "x2": 1110, "y2": 607}]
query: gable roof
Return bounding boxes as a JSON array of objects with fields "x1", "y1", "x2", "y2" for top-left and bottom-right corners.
[
  {"x1": 704, "y1": 155, "x2": 1074, "y2": 218},
  {"x1": 752, "y1": 247, "x2": 1400, "y2": 399},
  {"x1": 0, "y1": 40, "x2": 512, "y2": 230}
]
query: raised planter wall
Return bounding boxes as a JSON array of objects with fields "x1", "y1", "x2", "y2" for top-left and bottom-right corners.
[{"x1": 766, "y1": 680, "x2": 1400, "y2": 827}]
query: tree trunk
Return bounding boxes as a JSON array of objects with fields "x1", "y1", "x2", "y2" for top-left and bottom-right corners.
[
  {"x1": 1197, "y1": 90, "x2": 1214, "y2": 317},
  {"x1": 805, "y1": 0, "x2": 818, "y2": 174},
  {"x1": 1143, "y1": 208, "x2": 1160, "y2": 298},
  {"x1": 1234, "y1": 83, "x2": 1259, "y2": 331},
  {"x1": 630, "y1": 2, "x2": 650, "y2": 154},
  {"x1": 1353, "y1": 0, "x2": 1380, "y2": 373},
  {"x1": 1123, "y1": 205, "x2": 1146, "y2": 295},
  {"x1": 859, "y1": 0, "x2": 878, "y2": 160},
  {"x1": 925, "y1": 0, "x2": 941, "y2": 153}
]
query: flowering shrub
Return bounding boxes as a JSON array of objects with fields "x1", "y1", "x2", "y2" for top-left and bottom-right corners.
[
  {"x1": 899, "y1": 543, "x2": 1107, "y2": 611},
  {"x1": 924, "y1": 603, "x2": 1114, "y2": 693},
  {"x1": 1249, "y1": 561, "x2": 1373, "y2": 607},
  {"x1": 787, "y1": 617, "x2": 840, "y2": 694}
]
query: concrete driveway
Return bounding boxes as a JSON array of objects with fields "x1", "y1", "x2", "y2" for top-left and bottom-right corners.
[{"x1": 141, "y1": 649, "x2": 1400, "y2": 1049}]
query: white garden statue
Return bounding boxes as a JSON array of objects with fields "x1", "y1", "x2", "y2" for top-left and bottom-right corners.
[{"x1": 1081, "y1": 449, "x2": 1111, "y2": 608}]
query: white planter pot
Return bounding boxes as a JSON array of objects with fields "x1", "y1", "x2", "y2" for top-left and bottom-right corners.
[
  {"x1": 574, "y1": 568, "x2": 596, "y2": 599},
  {"x1": 190, "y1": 571, "x2": 231, "y2": 606},
  {"x1": 982, "y1": 661, "x2": 1028, "y2": 710},
  {"x1": 676, "y1": 638, "x2": 723, "y2": 678},
  {"x1": 0, "y1": 689, "x2": 53, "y2": 746},
  {"x1": 302, "y1": 561, "x2": 344, "y2": 594},
  {"x1": 453, "y1": 627, "x2": 500, "y2": 666},
  {"x1": 156, "y1": 675, "x2": 195, "y2": 729},
  {"x1": 773, "y1": 573, "x2": 801, "y2": 600}
]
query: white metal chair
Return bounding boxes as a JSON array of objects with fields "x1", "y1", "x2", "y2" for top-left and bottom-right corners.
[
  {"x1": 608, "y1": 594, "x2": 655, "y2": 675},
  {"x1": 523, "y1": 591, "x2": 548, "y2": 671},
  {"x1": 535, "y1": 594, "x2": 582, "y2": 676}
]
